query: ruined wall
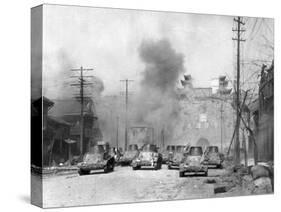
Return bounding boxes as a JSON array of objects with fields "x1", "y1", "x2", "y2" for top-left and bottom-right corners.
[
  {"x1": 170, "y1": 89, "x2": 235, "y2": 151},
  {"x1": 257, "y1": 63, "x2": 274, "y2": 162}
]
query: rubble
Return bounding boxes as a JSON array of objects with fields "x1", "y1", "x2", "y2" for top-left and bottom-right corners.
[
  {"x1": 214, "y1": 184, "x2": 233, "y2": 194},
  {"x1": 213, "y1": 163, "x2": 274, "y2": 195},
  {"x1": 250, "y1": 164, "x2": 274, "y2": 193},
  {"x1": 250, "y1": 165, "x2": 270, "y2": 180},
  {"x1": 204, "y1": 179, "x2": 216, "y2": 184},
  {"x1": 253, "y1": 177, "x2": 273, "y2": 194}
]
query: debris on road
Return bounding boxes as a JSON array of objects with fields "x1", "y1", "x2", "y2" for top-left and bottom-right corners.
[
  {"x1": 214, "y1": 184, "x2": 231, "y2": 194},
  {"x1": 250, "y1": 165, "x2": 270, "y2": 180},
  {"x1": 204, "y1": 179, "x2": 216, "y2": 184},
  {"x1": 253, "y1": 177, "x2": 273, "y2": 194}
]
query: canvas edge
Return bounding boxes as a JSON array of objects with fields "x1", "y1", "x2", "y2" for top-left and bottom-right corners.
[{"x1": 31, "y1": 4, "x2": 43, "y2": 208}]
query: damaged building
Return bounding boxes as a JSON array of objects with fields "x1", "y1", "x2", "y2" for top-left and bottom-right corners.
[
  {"x1": 174, "y1": 75, "x2": 234, "y2": 151},
  {"x1": 31, "y1": 97, "x2": 72, "y2": 167},
  {"x1": 49, "y1": 99, "x2": 103, "y2": 157},
  {"x1": 249, "y1": 62, "x2": 274, "y2": 163},
  {"x1": 31, "y1": 97, "x2": 103, "y2": 167}
]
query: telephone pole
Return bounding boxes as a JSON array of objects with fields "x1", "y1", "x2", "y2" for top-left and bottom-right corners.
[
  {"x1": 71, "y1": 66, "x2": 93, "y2": 155},
  {"x1": 232, "y1": 17, "x2": 246, "y2": 165},
  {"x1": 161, "y1": 127, "x2": 165, "y2": 150},
  {"x1": 220, "y1": 103, "x2": 224, "y2": 152},
  {"x1": 116, "y1": 116, "x2": 119, "y2": 149},
  {"x1": 120, "y1": 79, "x2": 134, "y2": 151},
  {"x1": 242, "y1": 128, "x2": 248, "y2": 167}
]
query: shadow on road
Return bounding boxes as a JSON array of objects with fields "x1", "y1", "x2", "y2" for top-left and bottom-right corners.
[
  {"x1": 167, "y1": 167, "x2": 179, "y2": 170},
  {"x1": 134, "y1": 167, "x2": 161, "y2": 171},
  {"x1": 79, "y1": 170, "x2": 112, "y2": 176}
]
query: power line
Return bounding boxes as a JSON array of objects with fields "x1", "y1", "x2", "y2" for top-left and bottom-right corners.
[
  {"x1": 250, "y1": 19, "x2": 263, "y2": 41},
  {"x1": 232, "y1": 17, "x2": 246, "y2": 165},
  {"x1": 262, "y1": 18, "x2": 273, "y2": 35},
  {"x1": 70, "y1": 66, "x2": 94, "y2": 155},
  {"x1": 247, "y1": 19, "x2": 258, "y2": 41},
  {"x1": 116, "y1": 116, "x2": 119, "y2": 149},
  {"x1": 120, "y1": 79, "x2": 134, "y2": 151}
]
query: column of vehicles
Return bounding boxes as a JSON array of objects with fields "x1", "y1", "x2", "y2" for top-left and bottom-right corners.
[
  {"x1": 77, "y1": 141, "x2": 224, "y2": 177},
  {"x1": 166, "y1": 145, "x2": 224, "y2": 177}
]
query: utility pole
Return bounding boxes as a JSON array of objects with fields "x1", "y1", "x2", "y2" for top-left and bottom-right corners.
[
  {"x1": 161, "y1": 127, "x2": 165, "y2": 150},
  {"x1": 116, "y1": 116, "x2": 119, "y2": 149},
  {"x1": 232, "y1": 17, "x2": 246, "y2": 165},
  {"x1": 242, "y1": 128, "x2": 248, "y2": 167},
  {"x1": 120, "y1": 79, "x2": 134, "y2": 151},
  {"x1": 71, "y1": 66, "x2": 93, "y2": 155},
  {"x1": 220, "y1": 103, "x2": 224, "y2": 152}
]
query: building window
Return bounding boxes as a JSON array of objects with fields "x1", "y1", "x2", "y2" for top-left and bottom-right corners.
[{"x1": 198, "y1": 113, "x2": 208, "y2": 129}]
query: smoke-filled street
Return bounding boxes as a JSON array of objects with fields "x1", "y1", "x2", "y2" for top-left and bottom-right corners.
[
  {"x1": 40, "y1": 165, "x2": 258, "y2": 208},
  {"x1": 30, "y1": 5, "x2": 274, "y2": 208}
]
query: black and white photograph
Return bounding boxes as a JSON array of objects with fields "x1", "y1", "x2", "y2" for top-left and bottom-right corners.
[{"x1": 31, "y1": 4, "x2": 274, "y2": 208}]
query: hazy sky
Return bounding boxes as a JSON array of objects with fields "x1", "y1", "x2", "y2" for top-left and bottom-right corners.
[{"x1": 41, "y1": 4, "x2": 273, "y2": 99}]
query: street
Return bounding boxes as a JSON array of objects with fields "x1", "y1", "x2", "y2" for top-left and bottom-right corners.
[
  {"x1": 28, "y1": 5, "x2": 274, "y2": 209},
  {"x1": 41, "y1": 165, "x2": 251, "y2": 208}
]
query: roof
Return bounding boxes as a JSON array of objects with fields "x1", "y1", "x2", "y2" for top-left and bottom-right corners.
[
  {"x1": 42, "y1": 96, "x2": 54, "y2": 106},
  {"x1": 48, "y1": 116, "x2": 72, "y2": 126},
  {"x1": 32, "y1": 96, "x2": 54, "y2": 115},
  {"x1": 49, "y1": 99, "x2": 97, "y2": 117},
  {"x1": 32, "y1": 96, "x2": 54, "y2": 109}
]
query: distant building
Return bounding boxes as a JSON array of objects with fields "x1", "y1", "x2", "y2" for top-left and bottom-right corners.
[
  {"x1": 179, "y1": 75, "x2": 212, "y2": 99},
  {"x1": 174, "y1": 75, "x2": 234, "y2": 151},
  {"x1": 49, "y1": 99, "x2": 103, "y2": 155},
  {"x1": 128, "y1": 126, "x2": 155, "y2": 147},
  {"x1": 211, "y1": 75, "x2": 232, "y2": 95}
]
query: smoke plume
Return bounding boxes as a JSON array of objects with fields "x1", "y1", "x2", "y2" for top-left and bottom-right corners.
[
  {"x1": 131, "y1": 39, "x2": 185, "y2": 142},
  {"x1": 139, "y1": 39, "x2": 184, "y2": 93}
]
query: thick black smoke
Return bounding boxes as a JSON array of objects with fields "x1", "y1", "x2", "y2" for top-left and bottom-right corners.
[
  {"x1": 139, "y1": 39, "x2": 185, "y2": 93},
  {"x1": 131, "y1": 39, "x2": 185, "y2": 142}
]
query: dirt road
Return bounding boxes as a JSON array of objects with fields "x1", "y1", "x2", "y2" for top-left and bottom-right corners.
[{"x1": 42, "y1": 165, "x2": 237, "y2": 208}]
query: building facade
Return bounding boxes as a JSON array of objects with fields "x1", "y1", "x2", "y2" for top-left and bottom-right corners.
[
  {"x1": 250, "y1": 62, "x2": 274, "y2": 163},
  {"x1": 49, "y1": 99, "x2": 103, "y2": 156},
  {"x1": 173, "y1": 75, "x2": 235, "y2": 152}
]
